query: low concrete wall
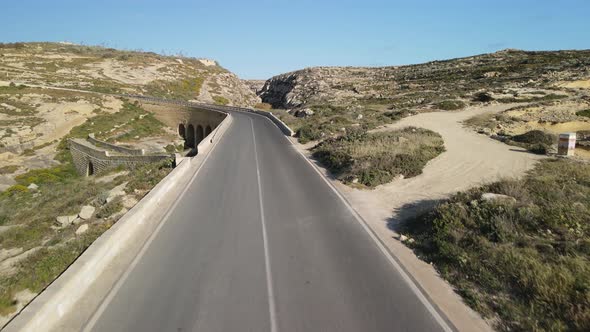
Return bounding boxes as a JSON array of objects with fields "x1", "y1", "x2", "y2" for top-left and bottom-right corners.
[
  {"x1": 251, "y1": 110, "x2": 295, "y2": 136},
  {"x1": 194, "y1": 104, "x2": 295, "y2": 136},
  {"x1": 69, "y1": 139, "x2": 172, "y2": 176},
  {"x1": 87, "y1": 135, "x2": 145, "y2": 156},
  {"x1": 196, "y1": 110, "x2": 232, "y2": 153},
  {"x1": 4, "y1": 112, "x2": 233, "y2": 332}
]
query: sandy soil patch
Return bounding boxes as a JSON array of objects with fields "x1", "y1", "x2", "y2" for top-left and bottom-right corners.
[
  {"x1": 102, "y1": 95, "x2": 123, "y2": 113},
  {"x1": 575, "y1": 147, "x2": 590, "y2": 159},
  {"x1": 513, "y1": 120, "x2": 590, "y2": 135},
  {"x1": 86, "y1": 59, "x2": 174, "y2": 85},
  {"x1": 557, "y1": 79, "x2": 590, "y2": 89},
  {"x1": 34, "y1": 101, "x2": 97, "y2": 144}
]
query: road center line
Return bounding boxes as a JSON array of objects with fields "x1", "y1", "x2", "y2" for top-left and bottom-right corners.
[{"x1": 250, "y1": 118, "x2": 279, "y2": 332}]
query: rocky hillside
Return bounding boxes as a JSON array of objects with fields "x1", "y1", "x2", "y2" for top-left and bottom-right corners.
[
  {"x1": 260, "y1": 49, "x2": 590, "y2": 110},
  {"x1": 243, "y1": 79, "x2": 266, "y2": 95},
  {"x1": 0, "y1": 42, "x2": 261, "y2": 190},
  {"x1": 0, "y1": 42, "x2": 259, "y2": 106},
  {"x1": 260, "y1": 50, "x2": 590, "y2": 153}
]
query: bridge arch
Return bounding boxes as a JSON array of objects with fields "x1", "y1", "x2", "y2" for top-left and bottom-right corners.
[
  {"x1": 87, "y1": 161, "x2": 95, "y2": 176},
  {"x1": 205, "y1": 125, "x2": 212, "y2": 137},
  {"x1": 178, "y1": 123, "x2": 186, "y2": 138},
  {"x1": 186, "y1": 124, "x2": 195, "y2": 148},
  {"x1": 196, "y1": 125, "x2": 204, "y2": 145}
]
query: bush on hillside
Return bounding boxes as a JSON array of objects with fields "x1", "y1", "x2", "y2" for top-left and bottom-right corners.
[
  {"x1": 436, "y1": 100, "x2": 466, "y2": 110},
  {"x1": 473, "y1": 91, "x2": 494, "y2": 102},
  {"x1": 400, "y1": 159, "x2": 590, "y2": 331},
  {"x1": 312, "y1": 127, "x2": 445, "y2": 187},
  {"x1": 512, "y1": 130, "x2": 555, "y2": 145}
]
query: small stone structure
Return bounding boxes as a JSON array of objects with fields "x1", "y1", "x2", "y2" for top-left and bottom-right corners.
[
  {"x1": 69, "y1": 136, "x2": 173, "y2": 176},
  {"x1": 558, "y1": 132, "x2": 576, "y2": 156}
]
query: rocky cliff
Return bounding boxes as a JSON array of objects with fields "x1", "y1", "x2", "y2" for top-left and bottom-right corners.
[{"x1": 259, "y1": 49, "x2": 590, "y2": 110}]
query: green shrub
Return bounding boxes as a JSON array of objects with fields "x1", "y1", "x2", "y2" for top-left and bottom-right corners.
[
  {"x1": 381, "y1": 109, "x2": 415, "y2": 121},
  {"x1": 297, "y1": 124, "x2": 323, "y2": 144},
  {"x1": 436, "y1": 100, "x2": 465, "y2": 110},
  {"x1": 512, "y1": 130, "x2": 555, "y2": 145},
  {"x1": 14, "y1": 164, "x2": 77, "y2": 186},
  {"x1": 126, "y1": 159, "x2": 174, "y2": 195},
  {"x1": 507, "y1": 130, "x2": 556, "y2": 154},
  {"x1": 401, "y1": 159, "x2": 590, "y2": 331},
  {"x1": 212, "y1": 95, "x2": 229, "y2": 105},
  {"x1": 473, "y1": 91, "x2": 494, "y2": 102},
  {"x1": 144, "y1": 76, "x2": 205, "y2": 100},
  {"x1": 312, "y1": 127, "x2": 444, "y2": 187},
  {"x1": 576, "y1": 109, "x2": 590, "y2": 118},
  {"x1": 96, "y1": 198, "x2": 123, "y2": 219},
  {"x1": 2, "y1": 185, "x2": 29, "y2": 197},
  {"x1": 255, "y1": 102, "x2": 272, "y2": 110},
  {"x1": 528, "y1": 143, "x2": 549, "y2": 155},
  {"x1": 497, "y1": 93, "x2": 568, "y2": 103}
]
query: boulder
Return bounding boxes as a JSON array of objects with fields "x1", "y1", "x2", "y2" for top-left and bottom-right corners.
[
  {"x1": 75, "y1": 224, "x2": 89, "y2": 235},
  {"x1": 107, "y1": 182, "x2": 127, "y2": 203},
  {"x1": 27, "y1": 183, "x2": 39, "y2": 191},
  {"x1": 481, "y1": 193, "x2": 517, "y2": 204},
  {"x1": 295, "y1": 108, "x2": 314, "y2": 118},
  {"x1": 79, "y1": 205, "x2": 96, "y2": 220},
  {"x1": 56, "y1": 215, "x2": 78, "y2": 227}
]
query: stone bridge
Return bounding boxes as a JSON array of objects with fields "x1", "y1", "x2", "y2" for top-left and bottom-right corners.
[{"x1": 139, "y1": 102, "x2": 227, "y2": 152}]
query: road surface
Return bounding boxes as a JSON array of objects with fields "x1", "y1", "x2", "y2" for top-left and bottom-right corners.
[{"x1": 84, "y1": 111, "x2": 449, "y2": 332}]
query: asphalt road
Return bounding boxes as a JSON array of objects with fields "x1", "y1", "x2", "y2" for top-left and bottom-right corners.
[{"x1": 84, "y1": 111, "x2": 449, "y2": 332}]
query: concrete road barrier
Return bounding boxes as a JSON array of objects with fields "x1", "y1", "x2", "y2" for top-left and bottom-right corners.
[{"x1": 249, "y1": 110, "x2": 294, "y2": 136}]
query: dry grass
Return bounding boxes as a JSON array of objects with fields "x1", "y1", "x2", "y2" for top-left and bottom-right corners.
[
  {"x1": 312, "y1": 127, "x2": 445, "y2": 187},
  {"x1": 401, "y1": 159, "x2": 590, "y2": 331}
]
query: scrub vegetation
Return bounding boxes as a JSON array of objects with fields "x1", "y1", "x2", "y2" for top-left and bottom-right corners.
[
  {"x1": 312, "y1": 127, "x2": 444, "y2": 187},
  {"x1": 400, "y1": 159, "x2": 590, "y2": 331},
  {"x1": 0, "y1": 160, "x2": 173, "y2": 316},
  {"x1": 0, "y1": 99, "x2": 175, "y2": 317}
]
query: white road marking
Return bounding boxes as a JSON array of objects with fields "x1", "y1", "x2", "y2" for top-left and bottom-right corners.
[{"x1": 250, "y1": 118, "x2": 279, "y2": 332}]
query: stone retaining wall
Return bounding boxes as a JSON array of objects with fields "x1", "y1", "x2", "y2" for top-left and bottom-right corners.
[
  {"x1": 87, "y1": 135, "x2": 145, "y2": 156},
  {"x1": 69, "y1": 139, "x2": 172, "y2": 176}
]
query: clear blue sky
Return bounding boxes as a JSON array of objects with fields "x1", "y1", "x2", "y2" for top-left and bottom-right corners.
[{"x1": 2, "y1": 0, "x2": 589, "y2": 79}]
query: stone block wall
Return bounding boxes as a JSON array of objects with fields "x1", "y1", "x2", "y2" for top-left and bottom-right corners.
[
  {"x1": 87, "y1": 135, "x2": 145, "y2": 156},
  {"x1": 69, "y1": 139, "x2": 172, "y2": 176}
]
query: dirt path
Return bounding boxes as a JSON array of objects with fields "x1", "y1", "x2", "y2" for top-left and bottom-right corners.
[
  {"x1": 360, "y1": 103, "x2": 544, "y2": 224},
  {"x1": 295, "y1": 103, "x2": 544, "y2": 331}
]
